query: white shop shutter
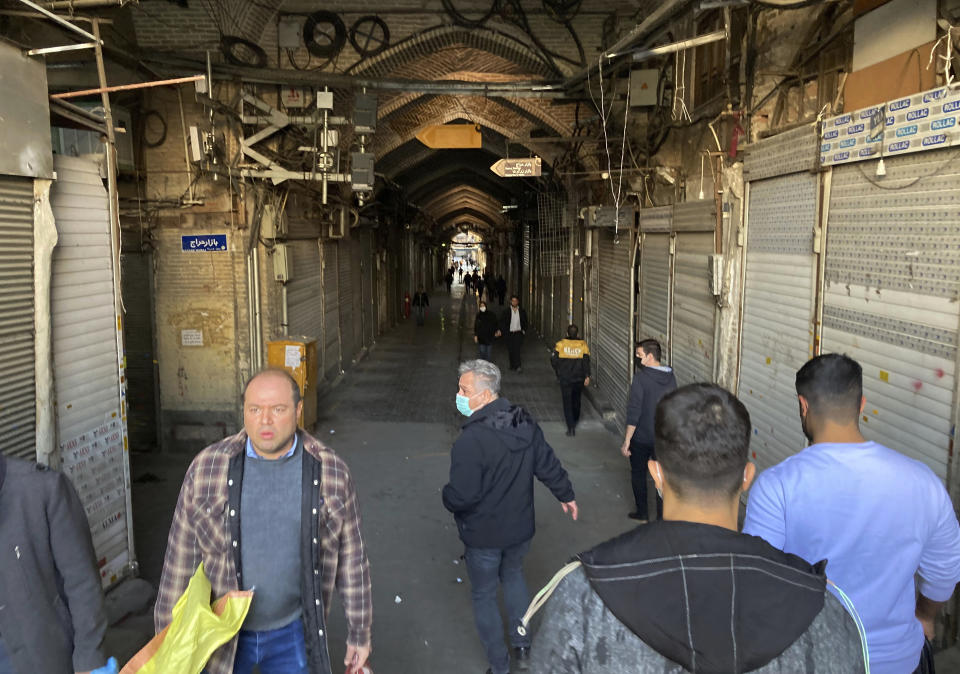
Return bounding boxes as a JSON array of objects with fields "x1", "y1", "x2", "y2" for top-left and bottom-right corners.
[
  {"x1": 286, "y1": 215, "x2": 324, "y2": 346},
  {"x1": 50, "y1": 155, "x2": 132, "y2": 588},
  {"x1": 822, "y1": 151, "x2": 960, "y2": 481},
  {"x1": 671, "y1": 200, "x2": 717, "y2": 386},
  {"x1": 360, "y1": 231, "x2": 375, "y2": 348},
  {"x1": 596, "y1": 228, "x2": 633, "y2": 426},
  {"x1": 637, "y1": 224, "x2": 671, "y2": 353},
  {"x1": 0, "y1": 176, "x2": 36, "y2": 459},
  {"x1": 323, "y1": 241, "x2": 340, "y2": 380},
  {"x1": 350, "y1": 236, "x2": 364, "y2": 353},
  {"x1": 738, "y1": 172, "x2": 819, "y2": 473}
]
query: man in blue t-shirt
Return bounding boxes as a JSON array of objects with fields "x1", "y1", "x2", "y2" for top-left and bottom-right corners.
[{"x1": 743, "y1": 353, "x2": 960, "y2": 674}]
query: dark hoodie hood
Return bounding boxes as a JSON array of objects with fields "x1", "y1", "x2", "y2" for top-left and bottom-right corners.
[
  {"x1": 580, "y1": 520, "x2": 827, "y2": 674},
  {"x1": 462, "y1": 397, "x2": 536, "y2": 452},
  {"x1": 636, "y1": 365, "x2": 675, "y2": 383}
]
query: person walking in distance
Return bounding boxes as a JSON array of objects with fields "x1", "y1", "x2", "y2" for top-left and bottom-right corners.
[
  {"x1": 443, "y1": 360, "x2": 578, "y2": 674},
  {"x1": 743, "y1": 354, "x2": 960, "y2": 674},
  {"x1": 474, "y1": 300, "x2": 499, "y2": 361},
  {"x1": 622, "y1": 339, "x2": 676, "y2": 522},
  {"x1": 551, "y1": 324, "x2": 590, "y2": 436},
  {"x1": 500, "y1": 295, "x2": 528, "y2": 372},
  {"x1": 155, "y1": 369, "x2": 373, "y2": 674},
  {"x1": 412, "y1": 287, "x2": 429, "y2": 327}
]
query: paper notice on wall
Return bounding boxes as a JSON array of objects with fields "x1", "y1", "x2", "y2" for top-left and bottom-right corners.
[
  {"x1": 181, "y1": 329, "x2": 203, "y2": 346},
  {"x1": 285, "y1": 345, "x2": 302, "y2": 368}
]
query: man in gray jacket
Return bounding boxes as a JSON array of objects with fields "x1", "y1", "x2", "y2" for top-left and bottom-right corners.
[
  {"x1": 0, "y1": 454, "x2": 110, "y2": 674},
  {"x1": 530, "y1": 384, "x2": 867, "y2": 673}
]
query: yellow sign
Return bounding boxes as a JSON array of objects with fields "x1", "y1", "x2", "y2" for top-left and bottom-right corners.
[{"x1": 416, "y1": 124, "x2": 482, "y2": 149}]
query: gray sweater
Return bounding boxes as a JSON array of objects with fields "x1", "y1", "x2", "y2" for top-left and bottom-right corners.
[{"x1": 240, "y1": 447, "x2": 304, "y2": 630}]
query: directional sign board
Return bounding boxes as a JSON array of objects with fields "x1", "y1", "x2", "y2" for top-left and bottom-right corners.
[
  {"x1": 490, "y1": 157, "x2": 542, "y2": 178},
  {"x1": 416, "y1": 124, "x2": 482, "y2": 149},
  {"x1": 181, "y1": 234, "x2": 227, "y2": 252}
]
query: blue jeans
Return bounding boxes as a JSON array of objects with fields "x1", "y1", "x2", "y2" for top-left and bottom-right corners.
[
  {"x1": 233, "y1": 617, "x2": 309, "y2": 674},
  {"x1": 477, "y1": 343, "x2": 493, "y2": 361},
  {"x1": 464, "y1": 539, "x2": 532, "y2": 674},
  {"x1": 0, "y1": 636, "x2": 12, "y2": 674}
]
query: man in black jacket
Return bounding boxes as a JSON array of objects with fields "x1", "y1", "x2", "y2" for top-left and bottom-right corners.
[
  {"x1": 0, "y1": 455, "x2": 111, "y2": 674},
  {"x1": 622, "y1": 339, "x2": 677, "y2": 522},
  {"x1": 412, "y1": 287, "x2": 429, "y2": 326},
  {"x1": 529, "y1": 384, "x2": 867, "y2": 673},
  {"x1": 443, "y1": 360, "x2": 578, "y2": 674},
  {"x1": 500, "y1": 295, "x2": 528, "y2": 372}
]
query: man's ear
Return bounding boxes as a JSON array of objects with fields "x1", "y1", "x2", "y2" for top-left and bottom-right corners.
[
  {"x1": 859, "y1": 395, "x2": 866, "y2": 414},
  {"x1": 797, "y1": 395, "x2": 810, "y2": 418},
  {"x1": 647, "y1": 459, "x2": 663, "y2": 492},
  {"x1": 296, "y1": 400, "x2": 304, "y2": 426},
  {"x1": 741, "y1": 462, "x2": 757, "y2": 493}
]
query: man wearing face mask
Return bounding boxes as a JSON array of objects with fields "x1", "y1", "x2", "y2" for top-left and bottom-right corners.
[
  {"x1": 474, "y1": 301, "x2": 499, "y2": 361},
  {"x1": 621, "y1": 339, "x2": 676, "y2": 522},
  {"x1": 442, "y1": 360, "x2": 578, "y2": 674}
]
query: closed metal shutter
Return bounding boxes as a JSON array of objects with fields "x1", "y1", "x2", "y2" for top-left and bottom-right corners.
[
  {"x1": 638, "y1": 233, "x2": 671, "y2": 350},
  {"x1": 0, "y1": 176, "x2": 36, "y2": 459},
  {"x1": 50, "y1": 155, "x2": 132, "y2": 587},
  {"x1": 286, "y1": 215, "x2": 323, "y2": 344},
  {"x1": 553, "y1": 274, "x2": 566, "y2": 343},
  {"x1": 671, "y1": 200, "x2": 717, "y2": 386},
  {"x1": 351, "y1": 236, "x2": 363, "y2": 353},
  {"x1": 738, "y1": 173, "x2": 819, "y2": 473},
  {"x1": 522, "y1": 224, "x2": 531, "y2": 309},
  {"x1": 339, "y1": 240, "x2": 356, "y2": 365},
  {"x1": 360, "y1": 232, "x2": 374, "y2": 347},
  {"x1": 822, "y1": 152, "x2": 960, "y2": 481},
  {"x1": 322, "y1": 241, "x2": 340, "y2": 380},
  {"x1": 596, "y1": 228, "x2": 633, "y2": 425}
]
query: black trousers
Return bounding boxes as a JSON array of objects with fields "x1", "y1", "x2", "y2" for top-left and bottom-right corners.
[
  {"x1": 629, "y1": 442, "x2": 662, "y2": 520},
  {"x1": 560, "y1": 381, "x2": 583, "y2": 430},
  {"x1": 507, "y1": 332, "x2": 524, "y2": 369}
]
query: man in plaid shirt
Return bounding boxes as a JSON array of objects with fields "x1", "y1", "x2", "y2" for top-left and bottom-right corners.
[{"x1": 154, "y1": 369, "x2": 372, "y2": 674}]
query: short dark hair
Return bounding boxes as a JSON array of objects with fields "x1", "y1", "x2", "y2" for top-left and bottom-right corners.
[
  {"x1": 795, "y1": 353, "x2": 862, "y2": 423},
  {"x1": 655, "y1": 384, "x2": 751, "y2": 498},
  {"x1": 567, "y1": 324, "x2": 579, "y2": 339},
  {"x1": 241, "y1": 368, "x2": 302, "y2": 407},
  {"x1": 510, "y1": 294, "x2": 520, "y2": 302},
  {"x1": 637, "y1": 338, "x2": 662, "y2": 362}
]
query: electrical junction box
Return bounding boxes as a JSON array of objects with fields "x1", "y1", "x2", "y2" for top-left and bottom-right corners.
[
  {"x1": 316, "y1": 90, "x2": 334, "y2": 110},
  {"x1": 629, "y1": 69, "x2": 659, "y2": 107},
  {"x1": 353, "y1": 93, "x2": 378, "y2": 133},
  {"x1": 278, "y1": 16, "x2": 303, "y2": 49},
  {"x1": 281, "y1": 87, "x2": 308, "y2": 108},
  {"x1": 273, "y1": 243, "x2": 292, "y2": 282},
  {"x1": 350, "y1": 152, "x2": 375, "y2": 191}
]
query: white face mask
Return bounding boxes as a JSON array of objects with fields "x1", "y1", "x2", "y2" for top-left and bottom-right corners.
[{"x1": 479, "y1": 306, "x2": 486, "y2": 312}]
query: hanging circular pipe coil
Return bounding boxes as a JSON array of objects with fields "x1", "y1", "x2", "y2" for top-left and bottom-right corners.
[
  {"x1": 220, "y1": 35, "x2": 268, "y2": 68},
  {"x1": 440, "y1": 0, "x2": 499, "y2": 29},
  {"x1": 303, "y1": 11, "x2": 347, "y2": 59},
  {"x1": 349, "y1": 15, "x2": 391, "y2": 58}
]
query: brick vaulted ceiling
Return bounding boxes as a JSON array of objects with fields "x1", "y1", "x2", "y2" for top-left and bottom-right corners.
[{"x1": 128, "y1": 1, "x2": 612, "y2": 235}]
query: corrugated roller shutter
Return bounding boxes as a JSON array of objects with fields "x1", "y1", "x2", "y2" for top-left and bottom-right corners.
[
  {"x1": 50, "y1": 155, "x2": 131, "y2": 587},
  {"x1": 743, "y1": 124, "x2": 819, "y2": 181},
  {"x1": 323, "y1": 241, "x2": 340, "y2": 380},
  {"x1": 119, "y1": 230, "x2": 156, "y2": 452},
  {"x1": 672, "y1": 231, "x2": 716, "y2": 386},
  {"x1": 738, "y1": 173, "x2": 818, "y2": 473},
  {"x1": 822, "y1": 151, "x2": 960, "y2": 481},
  {"x1": 338, "y1": 240, "x2": 356, "y2": 365},
  {"x1": 523, "y1": 225, "x2": 531, "y2": 309},
  {"x1": 0, "y1": 176, "x2": 36, "y2": 459},
  {"x1": 351, "y1": 237, "x2": 363, "y2": 353},
  {"x1": 588, "y1": 238, "x2": 599, "y2": 350},
  {"x1": 596, "y1": 229, "x2": 633, "y2": 425},
  {"x1": 638, "y1": 233, "x2": 671, "y2": 350},
  {"x1": 286, "y1": 215, "x2": 323, "y2": 344},
  {"x1": 361, "y1": 232, "x2": 374, "y2": 347}
]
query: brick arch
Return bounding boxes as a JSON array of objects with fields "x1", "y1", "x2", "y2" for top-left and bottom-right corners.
[{"x1": 348, "y1": 25, "x2": 556, "y2": 80}]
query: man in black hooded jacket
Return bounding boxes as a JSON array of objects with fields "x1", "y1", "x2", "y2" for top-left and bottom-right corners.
[
  {"x1": 529, "y1": 384, "x2": 867, "y2": 674},
  {"x1": 443, "y1": 359, "x2": 578, "y2": 674}
]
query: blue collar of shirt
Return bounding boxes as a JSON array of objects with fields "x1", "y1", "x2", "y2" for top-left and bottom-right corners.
[{"x1": 245, "y1": 433, "x2": 298, "y2": 459}]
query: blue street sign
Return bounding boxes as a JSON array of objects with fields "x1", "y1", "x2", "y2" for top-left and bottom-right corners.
[{"x1": 182, "y1": 234, "x2": 228, "y2": 252}]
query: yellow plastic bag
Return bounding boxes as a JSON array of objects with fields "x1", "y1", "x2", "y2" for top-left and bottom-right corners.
[{"x1": 121, "y1": 563, "x2": 252, "y2": 674}]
